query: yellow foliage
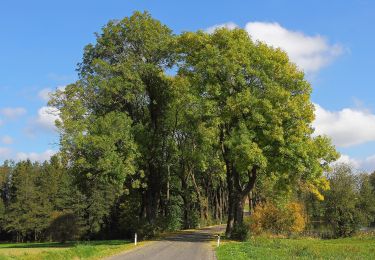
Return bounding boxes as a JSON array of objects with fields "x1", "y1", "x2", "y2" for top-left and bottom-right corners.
[
  {"x1": 307, "y1": 183, "x2": 325, "y2": 201},
  {"x1": 285, "y1": 202, "x2": 306, "y2": 233},
  {"x1": 300, "y1": 177, "x2": 330, "y2": 201},
  {"x1": 250, "y1": 201, "x2": 306, "y2": 235}
]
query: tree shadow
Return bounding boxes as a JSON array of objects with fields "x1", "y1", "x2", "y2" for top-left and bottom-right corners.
[
  {"x1": 162, "y1": 232, "x2": 214, "y2": 243},
  {"x1": 0, "y1": 242, "x2": 75, "y2": 249},
  {"x1": 0, "y1": 240, "x2": 130, "y2": 249}
]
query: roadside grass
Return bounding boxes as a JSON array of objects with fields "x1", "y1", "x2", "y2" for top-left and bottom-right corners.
[
  {"x1": 216, "y1": 236, "x2": 375, "y2": 260},
  {"x1": 0, "y1": 240, "x2": 135, "y2": 260}
]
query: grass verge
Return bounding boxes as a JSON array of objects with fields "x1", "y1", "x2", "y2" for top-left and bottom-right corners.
[
  {"x1": 216, "y1": 236, "x2": 375, "y2": 260},
  {"x1": 0, "y1": 240, "x2": 138, "y2": 260}
]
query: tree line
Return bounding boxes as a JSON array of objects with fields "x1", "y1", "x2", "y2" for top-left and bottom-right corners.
[
  {"x1": 1, "y1": 158, "x2": 373, "y2": 242},
  {"x1": 1, "y1": 11, "x2": 373, "y2": 242}
]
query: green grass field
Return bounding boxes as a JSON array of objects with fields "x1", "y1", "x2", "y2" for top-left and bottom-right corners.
[
  {"x1": 216, "y1": 236, "x2": 375, "y2": 260},
  {"x1": 0, "y1": 240, "x2": 134, "y2": 260}
]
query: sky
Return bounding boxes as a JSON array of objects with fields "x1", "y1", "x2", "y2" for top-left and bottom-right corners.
[{"x1": 0, "y1": 0, "x2": 375, "y2": 172}]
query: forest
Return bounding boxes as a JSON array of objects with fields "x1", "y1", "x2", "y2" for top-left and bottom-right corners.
[{"x1": 0, "y1": 12, "x2": 374, "y2": 243}]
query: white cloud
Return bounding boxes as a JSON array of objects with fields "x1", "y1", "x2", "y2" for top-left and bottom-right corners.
[
  {"x1": 205, "y1": 22, "x2": 238, "y2": 34},
  {"x1": 335, "y1": 154, "x2": 360, "y2": 168},
  {"x1": 35, "y1": 106, "x2": 60, "y2": 131},
  {"x1": 0, "y1": 107, "x2": 27, "y2": 119},
  {"x1": 245, "y1": 22, "x2": 343, "y2": 73},
  {"x1": 0, "y1": 147, "x2": 11, "y2": 159},
  {"x1": 38, "y1": 88, "x2": 52, "y2": 101},
  {"x1": 336, "y1": 154, "x2": 375, "y2": 173},
  {"x1": 16, "y1": 149, "x2": 57, "y2": 162},
  {"x1": 25, "y1": 106, "x2": 60, "y2": 137},
  {"x1": 1, "y1": 135, "x2": 13, "y2": 145},
  {"x1": 38, "y1": 86, "x2": 65, "y2": 102},
  {"x1": 313, "y1": 104, "x2": 375, "y2": 147}
]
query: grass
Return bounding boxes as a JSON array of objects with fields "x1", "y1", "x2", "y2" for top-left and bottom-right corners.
[
  {"x1": 216, "y1": 236, "x2": 375, "y2": 260},
  {"x1": 0, "y1": 240, "x2": 137, "y2": 260}
]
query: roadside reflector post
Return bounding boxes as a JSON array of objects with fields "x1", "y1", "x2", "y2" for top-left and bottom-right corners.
[
  {"x1": 217, "y1": 235, "x2": 220, "y2": 247},
  {"x1": 135, "y1": 233, "x2": 137, "y2": 246}
]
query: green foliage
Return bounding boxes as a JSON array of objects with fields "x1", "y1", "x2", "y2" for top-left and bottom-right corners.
[
  {"x1": 357, "y1": 173, "x2": 375, "y2": 226},
  {"x1": 73, "y1": 112, "x2": 138, "y2": 186},
  {"x1": 323, "y1": 164, "x2": 365, "y2": 237},
  {"x1": 50, "y1": 11, "x2": 177, "y2": 230},
  {"x1": 5, "y1": 161, "x2": 50, "y2": 241},
  {"x1": 231, "y1": 223, "x2": 250, "y2": 241},
  {"x1": 159, "y1": 196, "x2": 183, "y2": 231},
  {"x1": 0, "y1": 157, "x2": 86, "y2": 242},
  {"x1": 178, "y1": 27, "x2": 338, "y2": 235},
  {"x1": 369, "y1": 171, "x2": 375, "y2": 190}
]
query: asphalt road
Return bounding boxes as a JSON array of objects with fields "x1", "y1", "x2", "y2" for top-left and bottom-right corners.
[{"x1": 106, "y1": 225, "x2": 225, "y2": 260}]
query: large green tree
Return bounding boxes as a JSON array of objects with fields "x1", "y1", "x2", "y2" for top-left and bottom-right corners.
[
  {"x1": 51, "y1": 11, "x2": 175, "y2": 226},
  {"x1": 177, "y1": 28, "x2": 338, "y2": 236}
]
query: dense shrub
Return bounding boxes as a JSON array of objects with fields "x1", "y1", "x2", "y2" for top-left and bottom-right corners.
[
  {"x1": 250, "y1": 202, "x2": 306, "y2": 235},
  {"x1": 157, "y1": 197, "x2": 183, "y2": 231},
  {"x1": 231, "y1": 223, "x2": 250, "y2": 241}
]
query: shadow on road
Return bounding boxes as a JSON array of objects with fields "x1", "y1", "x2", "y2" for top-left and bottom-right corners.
[{"x1": 160, "y1": 225, "x2": 225, "y2": 243}]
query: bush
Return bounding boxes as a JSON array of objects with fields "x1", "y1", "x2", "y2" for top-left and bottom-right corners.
[
  {"x1": 250, "y1": 202, "x2": 306, "y2": 235},
  {"x1": 231, "y1": 223, "x2": 250, "y2": 241},
  {"x1": 157, "y1": 196, "x2": 183, "y2": 231},
  {"x1": 286, "y1": 202, "x2": 306, "y2": 233}
]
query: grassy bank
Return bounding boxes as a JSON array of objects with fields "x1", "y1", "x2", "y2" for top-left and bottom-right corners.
[
  {"x1": 216, "y1": 236, "x2": 375, "y2": 260},
  {"x1": 0, "y1": 240, "x2": 135, "y2": 260}
]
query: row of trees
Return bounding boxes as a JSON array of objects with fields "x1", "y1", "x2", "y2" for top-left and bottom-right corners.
[
  {"x1": 0, "y1": 11, "x2": 355, "y2": 241},
  {"x1": 1, "y1": 159, "x2": 373, "y2": 241},
  {"x1": 0, "y1": 156, "x2": 226, "y2": 241}
]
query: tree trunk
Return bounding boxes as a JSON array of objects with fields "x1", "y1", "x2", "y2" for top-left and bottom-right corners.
[
  {"x1": 166, "y1": 164, "x2": 170, "y2": 202},
  {"x1": 146, "y1": 163, "x2": 161, "y2": 223},
  {"x1": 180, "y1": 171, "x2": 190, "y2": 229},
  {"x1": 225, "y1": 163, "x2": 235, "y2": 236},
  {"x1": 226, "y1": 166, "x2": 257, "y2": 237},
  {"x1": 190, "y1": 169, "x2": 204, "y2": 221},
  {"x1": 220, "y1": 127, "x2": 235, "y2": 236}
]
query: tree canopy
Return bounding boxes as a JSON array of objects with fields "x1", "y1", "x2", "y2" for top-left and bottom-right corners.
[{"x1": 1, "y1": 12, "x2": 359, "y2": 242}]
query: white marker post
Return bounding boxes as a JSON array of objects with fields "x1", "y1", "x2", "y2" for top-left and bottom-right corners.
[
  {"x1": 217, "y1": 235, "x2": 220, "y2": 247},
  {"x1": 135, "y1": 233, "x2": 137, "y2": 246}
]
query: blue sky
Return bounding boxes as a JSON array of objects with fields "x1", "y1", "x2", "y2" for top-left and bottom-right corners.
[{"x1": 0, "y1": 0, "x2": 375, "y2": 171}]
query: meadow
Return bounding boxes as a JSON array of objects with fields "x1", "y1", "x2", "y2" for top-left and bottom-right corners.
[
  {"x1": 216, "y1": 236, "x2": 375, "y2": 260},
  {"x1": 0, "y1": 240, "x2": 133, "y2": 260}
]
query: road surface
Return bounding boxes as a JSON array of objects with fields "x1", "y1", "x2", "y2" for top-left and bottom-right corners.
[{"x1": 106, "y1": 225, "x2": 225, "y2": 260}]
